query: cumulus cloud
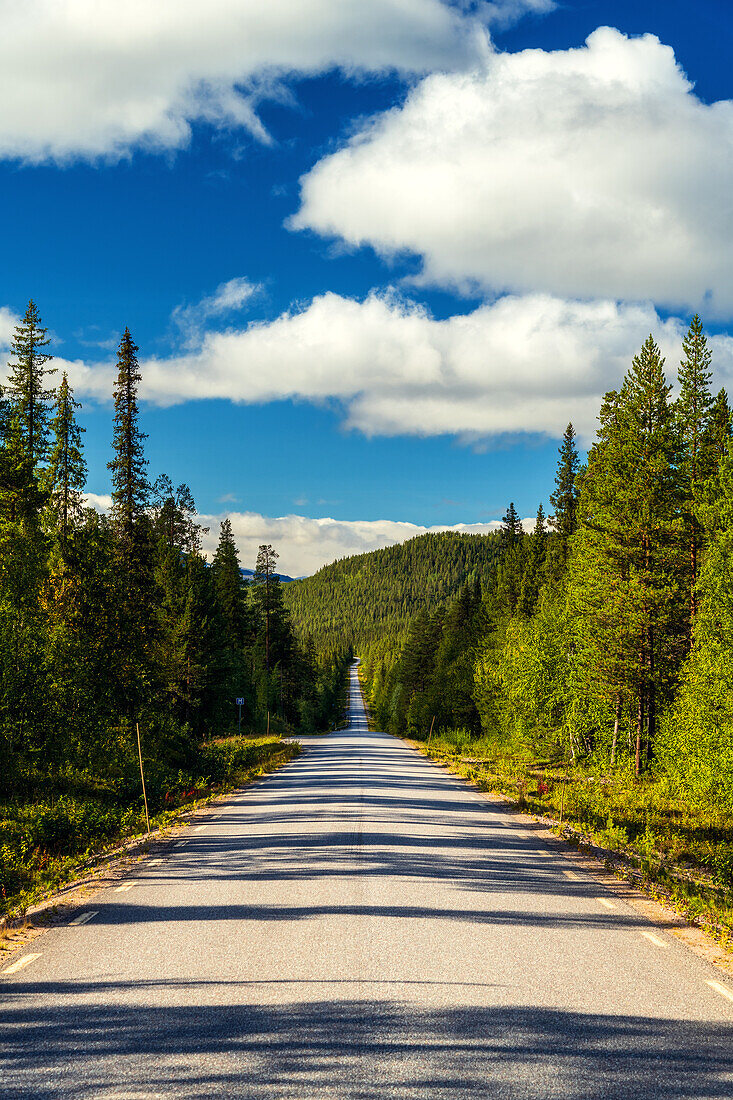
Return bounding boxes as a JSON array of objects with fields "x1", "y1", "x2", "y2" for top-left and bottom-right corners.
[
  {"x1": 199, "y1": 511, "x2": 523, "y2": 577},
  {"x1": 0, "y1": 0, "x2": 506, "y2": 163},
  {"x1": 61, "y1": 290, "x2": 733, "y2": 444},
  {"x1": 292, "y1": 27, "x2": 733, "y2": 314}
]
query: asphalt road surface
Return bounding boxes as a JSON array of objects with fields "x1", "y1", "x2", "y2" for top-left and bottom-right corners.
[{"x1": 3, "y1": 662, "x2": 733, "y2": 1099}]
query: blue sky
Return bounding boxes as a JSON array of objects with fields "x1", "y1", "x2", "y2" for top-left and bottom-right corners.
[{"x1": 2, "y1": 0, "x2": 733, "y2": 574}]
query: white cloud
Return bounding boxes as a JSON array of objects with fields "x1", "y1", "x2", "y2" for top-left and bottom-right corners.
[
  {"x1": 172, "y1": 277, "x2": 263, "y2": 344},
  {"x1": 200, "y1": 511, "x2": 522, "y2": 577},
  {"x1": 0, "y1": 306, "x2": 18, "y2": 348},
  {"x1": 0, "y1": 0, "x2": 503, "y2": 163},
  {"x1": 61, "y1": 290, "x2": 733, "y2": 444},
  {"x1": 292, "y1": 27, "x2": 733, "y2": 315},
  {"x1": 83, "y1": 492, "x2": 113, "y2": 512}
]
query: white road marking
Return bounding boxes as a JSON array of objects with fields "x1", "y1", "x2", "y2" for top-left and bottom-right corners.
[
  {"x1": 69, "y1": 911, "x2": 98, "y2": 926},
  {"x1": 639, "y1": 930, "x2": 668, "y2": 948},
  {"x1": 147, "y1": 859, "x2": 163, "y2": 866},
  {"x1": 707, "y1": 980, "x2": 733, "y2": 1003},
  {"x1": 194, "y1": 824, "x2": 206, "y2": 831},
  {"x1": 535, "y1": 850, "x2": 552, "y2": 857},
  {"x1": 562, "y1": 869, "x2": 580, "y2": 880},
  {"x1": 115, "y1": 882, "x2": 137, "y2": 893},
  {"x1": 596, "y1": 897, "x2": 616, "y2": 910},
  {"x1": 173, "y1": 841, "x2": 187, "y2": 848},
  {"x1": 2, "y1": 953, "x2": 42, "y2": 974}
]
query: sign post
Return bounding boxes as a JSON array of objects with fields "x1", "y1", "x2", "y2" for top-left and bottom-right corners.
[{"x1": 235, "y1": 697, "x2": 245, "y2": 736}]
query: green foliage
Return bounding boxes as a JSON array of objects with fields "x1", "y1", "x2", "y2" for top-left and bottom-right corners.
[{"x1": 0, "y1": 303, "x2": 346, "y2": 918}]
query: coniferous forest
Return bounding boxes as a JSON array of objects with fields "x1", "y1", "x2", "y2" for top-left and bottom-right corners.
[
  {"x1": 302, "y1": 318, "x2": 733, "y2": 936},
  {"x1": 0, "y1": 302, "x2": 348, "y2": 915}
]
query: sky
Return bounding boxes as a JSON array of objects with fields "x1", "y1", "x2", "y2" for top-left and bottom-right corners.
[{"x1": 2, "y1": 0, "x2": 733, "y2": 575}]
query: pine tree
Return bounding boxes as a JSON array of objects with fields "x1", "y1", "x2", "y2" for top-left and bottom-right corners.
[
  {"x1": 702, "y1": 388, "x2": 732, "y2": 471},
  {"x1": 211, "y1": 519, "x2": 250, "y2": 647},
  {"x1": 519, "y1": 503, "x2": 548, "y2": 615},
  {"x1": 151, "y1": 474, "x2": 207, "y2": 554},
  {"x1": 676, "y1": 316, "x2": 713, "y2": 623},
  {"x1": 569, "y1": 335, "x2": 684, "y2": 774},
  {"x1": 46, "y1": 373, "x2": 87, "y2": 544},
  {"x1": 6, "y1": 300, "x2": 56, "y2": 469},
  {"x1": 254, "y1": 544, "x2": 279, "y2": 671},
  {"x1": 549, "y1": 423, "x2": 580, "y2": 561},
  {"x1": 501, "y1": 502, "x2": 523, "y2": 545},
  {"x1": 108, "y1": 328, "x2": 148, "y2": 543}
]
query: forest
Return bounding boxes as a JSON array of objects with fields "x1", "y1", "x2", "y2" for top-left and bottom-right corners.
[
  {"x1": 352, "y1": 320, "x2": 733, "y2": 937},
  {"x1": 0, "y1": 302, "x2": 348, "y2": 916},
  {"x1": 284, "y1": 529, "x2": 505, "y2": 655}
]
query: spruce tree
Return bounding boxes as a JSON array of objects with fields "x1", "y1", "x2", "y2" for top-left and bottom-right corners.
[
  {"x1": 676, "y1": 315, "x2": 713, "y2": 623},
  {"x1": 569, "y1": 335, "x2": 684, "y2": 774},
  {"x1": 6, "y1": 300, "x2": 55, "y2": 469},
  {"x1": 108, "y1": 328, "x2": 148, "y2": 543},
  {"x1": 702, "y1": 388, "x2": 732, "y2": 470},
  {"x1": 549, "y1": 423, "x2": 580, "y2": 561},
  {"x1": 519, "y1": 503, "x2": 548, "y2": 615},
  {"x1": 254, "y1": 544, "x2": 279, "y2": 671},
  {"x1": 211, "y1": 519, "x2": 250, "y2": 647},
  {"x1": 501, "y1": 502, "x2": 523, "y2": 545},
  {"x1": 46, "y1": 373, "x2": 87, "y2": 544},
  {"x1": 151, "y1": 474, "x2": 207, "y2": 554}
]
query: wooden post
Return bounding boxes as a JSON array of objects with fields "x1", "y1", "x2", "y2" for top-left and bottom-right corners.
[{"x1": 136, "y1": 722, "x2": 150, "y2": 835}]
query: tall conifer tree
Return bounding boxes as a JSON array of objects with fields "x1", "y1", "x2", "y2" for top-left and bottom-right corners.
[
  {"x1": 108, "y1": 328, "x2": 148, "y2": 543},
  {"x1": 47, "y1": 373, "x2": 87, "y2": 544},
  {"x1": 676, "y1": 315, "x2": 713, "y2": 623},
  {"x1": 6, "y1": 300, "x2": 55, "y2": 469},
  {"x1": 570, "y1": 336, "x2": 684, "y2": 774},
  {"x1": 549, "y1": 423, "x2": 580, "y2": 561}
]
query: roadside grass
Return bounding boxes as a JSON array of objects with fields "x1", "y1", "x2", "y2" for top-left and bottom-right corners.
[
  {"x1": 407, "y1": 727, "x2": 733, "y2": 948},
  {"x1": 0, "y1": 736, "x2": 299, "y2": 925}
]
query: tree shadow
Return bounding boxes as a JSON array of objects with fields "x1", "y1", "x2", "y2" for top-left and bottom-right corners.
[{"x1": 3, "y1": 984, "x2": 732, "y2": 1099}]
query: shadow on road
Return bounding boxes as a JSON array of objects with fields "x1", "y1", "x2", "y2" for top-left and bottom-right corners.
[{"x1": 3, "y1": 983, "x2": 732, "y2": 1099}]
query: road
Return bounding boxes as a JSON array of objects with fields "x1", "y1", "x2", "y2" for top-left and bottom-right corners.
[{"x1": 2, "y1": 661, "x2": 733, "y2": 1099}]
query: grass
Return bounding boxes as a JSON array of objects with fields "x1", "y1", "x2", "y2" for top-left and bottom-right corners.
[
  {"x1": 0, "y1": 736, "x2": 299, "y2": 923},
  {"x1": 406, "y1": 726, "x2": 733, "y2": 949}
]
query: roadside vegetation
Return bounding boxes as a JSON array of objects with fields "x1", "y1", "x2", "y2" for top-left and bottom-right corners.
[
  {"x1": 357, "y1": 318, "x2": 733, "y2": 942},
  {"x1": 0, "y1": 301, "x2": 348, "y2": 920}
]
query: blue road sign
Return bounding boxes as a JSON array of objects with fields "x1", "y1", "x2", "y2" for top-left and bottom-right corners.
[{"x1": 235, "y1": 697, "x2": 245, "y2": 706}]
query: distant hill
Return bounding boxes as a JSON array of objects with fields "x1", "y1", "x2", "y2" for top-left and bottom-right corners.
[
  {"x1": 283, "y1": 530, "x2": 504, "y2": 661},
  {"x1": 240, "y1": 568, "x2": 295, "y2": 584}
]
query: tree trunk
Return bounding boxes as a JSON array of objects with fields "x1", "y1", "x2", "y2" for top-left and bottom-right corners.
[{"x1": 610, "y1": 693, "x2": 621, "y2": 767}]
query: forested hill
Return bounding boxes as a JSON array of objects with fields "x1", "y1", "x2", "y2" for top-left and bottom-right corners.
[{"x1": 284, "y1": 530, "x2": 504, "y2": 656}]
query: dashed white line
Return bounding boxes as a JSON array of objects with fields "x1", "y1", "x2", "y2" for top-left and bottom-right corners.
[
  {"x1": 194, "y1": 824, "x2": 206, "y2": 831},
  {"x1": 115, "y1": 882, "x2": 137, "y2": 893},
  {"x1": 147, "y1": 859, "x2": 163, "y2": 866},
  {"x1": 173, "y1": 841, "x2": 187, "y2": 848},
  {"x1": 639, "y1": 930, "x2": 668, "y2": 948},
  {"x1": 69, "y1": 911, "x2": 98, "y2": 926},
  {"x1": 596, "y1": 897, "x2": 617, "y2": 910},
  {"x1": 707, "y1": 980, "x2": 733, "y2": 1004},
  {"x1": 562, "y1": 869, "x2": 580, "y2": 880},
  {"x1": 2, "y1": 953, "x2": 42, "y2": 974}
]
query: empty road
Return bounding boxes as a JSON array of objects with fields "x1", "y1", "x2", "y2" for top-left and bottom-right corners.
[{"x1": 2, "y1": 662, "x2": 733, "y2": 1098}]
